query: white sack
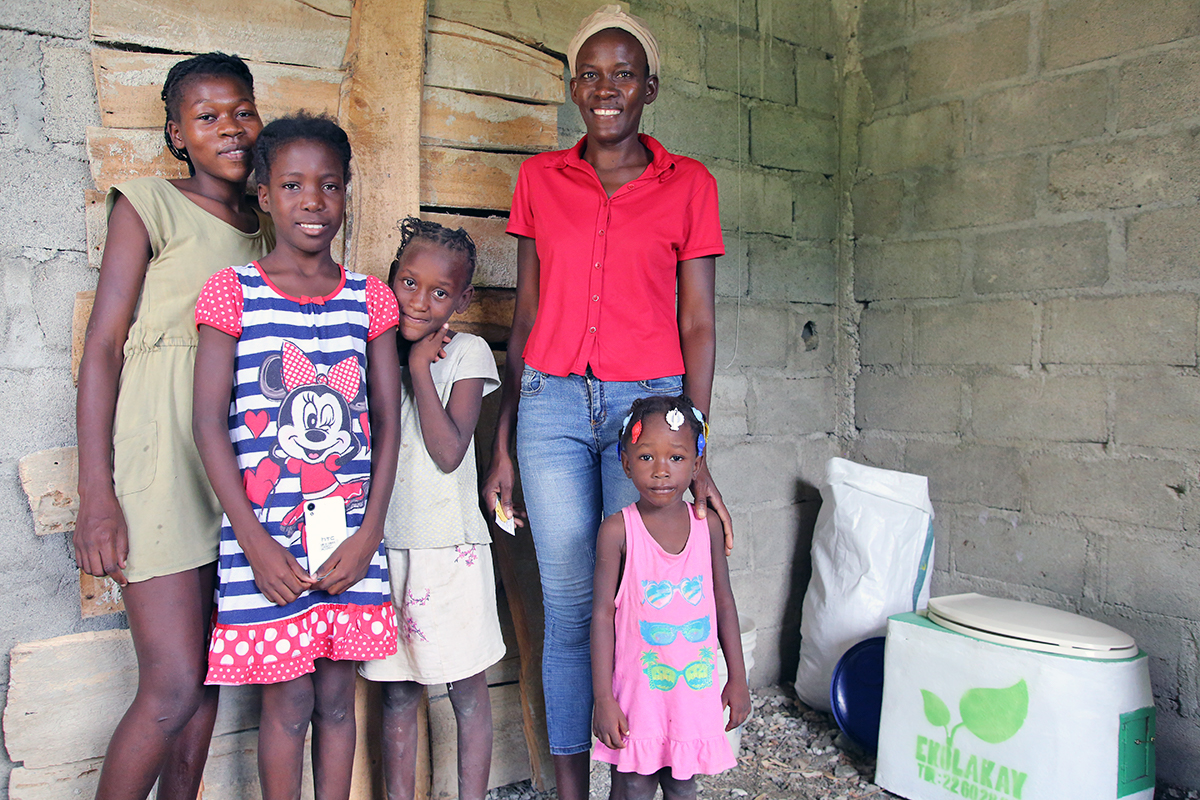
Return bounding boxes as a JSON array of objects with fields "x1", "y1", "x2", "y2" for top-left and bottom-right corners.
[{"x1": 794, "y1": 457, "x2": 934, "y2": 711}]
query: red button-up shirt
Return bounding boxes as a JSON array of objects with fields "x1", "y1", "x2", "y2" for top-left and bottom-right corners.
[{"x1": 506, "y1": 135, "x2": 724, "y2": 382}]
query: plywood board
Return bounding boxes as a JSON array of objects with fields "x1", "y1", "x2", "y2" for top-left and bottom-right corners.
[
  {"x1": 428, "y1": 0, "x2": 583, "y2": 54},
  {"x1": 8, "y1": 757, "x2": 103, "y2": 800},
  {"x1": 79, "y1": 572, "x2": 124, "y2": 618},
  {"x1": 87, "y1": 127, "x2": 189, "y2": 191},
  {"x1": 421, "y1": 87, "x2": 557, "y2": 154},
  {"x1": 428, "y1": 683, "x2": 530, "y2": 800},
  {"x1": 4, "y1": 631, "x2": 261, "y2": 769},
  {"x1": 91, "y1": 0, "x2": 352, "y2": 71},
  {"x1": 73, "y1": 290, "x2": 94, "y2": 384},
  {"x1": 420, "y1": 212, "x2": 515, "y2": 289},
  {"x1": 18, "y1": 447, "x2": 79, "y2": 537},
  {"x1": 337, "y1": 0, "x2": 425, "y2": 280},
  {"x1": 85, "y1": 189, "x2": 106, "y2": 270},
  {"x1": 420, "y1": 147, "x2": 523, "y2": 212},
  {"x1": 452, "y1": 288, "x2": 515, "y2": 346},
  {"x1": 92, "y1": 49, "x2": 343, "y2": 130},
  {"x1": 426, "y1": 18, "x2": 565, "y2": 106}
]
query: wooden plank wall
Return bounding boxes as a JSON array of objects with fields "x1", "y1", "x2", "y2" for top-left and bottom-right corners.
[{"x1": 10, "y1": 0, "x2": 571, "y2": 797}]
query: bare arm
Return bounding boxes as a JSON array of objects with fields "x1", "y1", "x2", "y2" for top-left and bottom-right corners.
[
  {"x1": 480, "y1": 235, "x2": 539, "y2": 523},
  {"x1": 315, "y1": 329, "x2": 402, "y2": 595},
  {"x1": 677, "y1": 256, "x2": 733, "y2": 553},
  {"x1": 74, "y1": 194, "x2": 152, "y2": 586},
  {"x1": 591, "y1": 511, "x2": 629, "y2": 749},
  {"x1": 193, "y1": 324, "x2": 314, "y2": 605},
  {"x1": 407, "y1": 326, "x2": 486, "y2": 474},
  {"x1": 708, "y1": 515, "x2": 750, "y2": 730}
]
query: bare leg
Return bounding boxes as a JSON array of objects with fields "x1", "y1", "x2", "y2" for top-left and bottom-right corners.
[
  {"x1": 380, "y1": 681, "x2": 424, "y2": 800},
  {"x1": 447, "y1": 672, "x2": 493, "y2": 800},
  {"x1": 659, "y1": 770, "x2": 697, "y2": 800},
  {"x1": 94, "y1": 566, "x2": 218, "y2": 800},
  {"x1": 259, "y1": 674, "x2": 315, "y2": 800},
  {"x1": 553, "y1": 752, "x2": 592, "y2": 800},
  {"x1": 609, "y1": 768, "x2": 660, "y2": 800},
  {"x1": 310, "y1": 659, "x2": 358, "y2": 800}
]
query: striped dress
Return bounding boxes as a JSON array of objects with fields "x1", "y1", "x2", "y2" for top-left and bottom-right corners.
[{"x1": 195, "y1": 262, "x2": 399, "y2": 685}]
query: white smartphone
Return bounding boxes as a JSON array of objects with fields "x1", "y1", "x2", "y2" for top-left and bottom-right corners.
[{"x1": 304, "y1": 496, "x2": 349, "y2": 577}]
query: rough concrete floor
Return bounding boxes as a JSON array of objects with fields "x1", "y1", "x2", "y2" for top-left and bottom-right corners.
[{"x1": 486, "y1": 686, "x2": 1196, "y2": 800}]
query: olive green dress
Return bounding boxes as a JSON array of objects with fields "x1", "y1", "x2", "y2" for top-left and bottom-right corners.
[{"x1": 107, "y1": 177, "x2": 274, "y2": 582}]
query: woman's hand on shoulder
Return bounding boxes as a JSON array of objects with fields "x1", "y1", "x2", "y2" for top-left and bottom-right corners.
[
  {"x1": 312, "y1": 526, "x2": 379, "y2": 596},
  {"x1": 240, "y1": 525, "x2": 314, "y2": 606},
  {"x1": 691, "y1": 460, "x2": 733, "y2": 555},
  {"x1": 73, "y1": 491, "x2": 129, "y2": 586}
]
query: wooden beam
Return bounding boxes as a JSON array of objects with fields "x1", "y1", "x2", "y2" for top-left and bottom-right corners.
[
  {"x1": 18, "y1": 448, "x2": 79, "y2": 537},
  {"x1": 427, "y1": 0, "x2": 583, "y2": 54},
  {"x1": 426, "y1": 18, "x2": 565, "y2": 106},
  {"x1": 420, "y1": 147, "x2": 523, "y2": 212},
  {"x1": 86, "y1": 127, "x2": 188, "y2": 192},
  {"x1": 79, "y1": 572, "x2": 124, "y2": 618},
  {"x1": 337, "y1": 0, "x2": 425, "y2": 280},
  {"x1": 421, "y1": 212, "x2": 515, "y2": 290},
  {"x1": 421, "y1": 87, "x2": 557, "y2": 154},
  {"x1": 84, "y1": 190, "x2": 105, "y2": 270},
  {"x1": 91, "y1": 0, "x2": 352, "y2": 71},
  {"x1": 73, "y1": 290, "x2": 94, "y2": 384},
  {"x1": 92, "y1": 49, "x2": 344, "y2": 130}
]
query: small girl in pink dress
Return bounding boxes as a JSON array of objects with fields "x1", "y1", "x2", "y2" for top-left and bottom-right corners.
[{"x1": 591, "y1": 395, "x2": 751, "y2": 800}]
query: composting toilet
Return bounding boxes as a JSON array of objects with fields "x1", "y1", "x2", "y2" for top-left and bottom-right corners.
[{"x1": 875, "y1": 593, "x2": 1155, "y2": 800}]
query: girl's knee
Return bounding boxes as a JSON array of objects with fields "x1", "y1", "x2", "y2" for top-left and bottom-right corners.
[
  {"x1": 447, "y1": 674, "x2": 491, "y2": 719},
  {"x1": 382, "y1": 680, "x2": 424, "y2": 713},
  {"x1": 660, "y1": 770, "x2": 697, "y2": 800},
  {"x1": 262, "y1": 678, "x2": 316, "y2": 735}
]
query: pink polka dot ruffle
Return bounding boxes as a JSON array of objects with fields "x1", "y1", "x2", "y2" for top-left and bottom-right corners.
[{"x1": 205, "y1": 602, "x2": 397, "y2": 685}]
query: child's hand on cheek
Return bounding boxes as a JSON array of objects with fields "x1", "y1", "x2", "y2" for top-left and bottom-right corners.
[
  {"x1": 722, "y1": 678, "x2": 751, "y2": 731},
  {"x1": 408, "y1": 323, "x2": 452, "y2": 368},
  {"x1": 241, "y1": 526, "x2": 315, "y2": 606}
]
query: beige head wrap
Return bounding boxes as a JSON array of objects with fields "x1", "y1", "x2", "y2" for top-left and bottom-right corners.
[{"x1": 567, "y1": 4, "x2": 661, "y2": 78}]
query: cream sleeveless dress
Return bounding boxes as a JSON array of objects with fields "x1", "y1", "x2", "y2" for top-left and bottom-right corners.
[{"x1": 107, "y1": 177, "x2": 274, "y2": 582}]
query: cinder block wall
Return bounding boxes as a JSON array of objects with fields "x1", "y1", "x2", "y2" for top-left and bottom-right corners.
[{"x1": 845, "y1": 0, "x2": 1200, "y2": 786}]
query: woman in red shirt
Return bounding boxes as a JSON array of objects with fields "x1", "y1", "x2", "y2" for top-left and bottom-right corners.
[{"x1": 481, "y1": 8, "x2": 733, "y2": 798}]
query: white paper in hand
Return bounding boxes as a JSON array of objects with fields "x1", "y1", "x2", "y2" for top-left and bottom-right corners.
[
  {"x1": 304, "y1": 496, "x2": 349, "y2": 577},
  {"x1": 494, "y1": 500, "x2": 516, "y2": 535}
]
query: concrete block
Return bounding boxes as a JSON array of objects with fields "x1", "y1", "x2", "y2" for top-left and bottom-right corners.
[
  {"x1": 905, "y1": 442, "x2": 1022, "y2": 508},
  {"x1": 972, "y1": 71, "x2": 1107, "y2": 155},
  {"x1": 750, "y1": 376, "x2": 835, "y2": 435},
  {"x1": 1114, "y1": 371, "x2": 1200, "y2": 450},
  {"x1": 1155, "y1": 713, "x2": 1200, "y2": 787},
  {"x1": 765, "y1": 0, "x2": 835, "y2": 52},
  {"x1": 859, "y1": 0, "x2": 908, "y2": 53},
  {"x1": 852, "y1": 177, "x2": 903, "y2": 238},
  {"x1": 788, "y1": 305, "x2": 835, "y2": 371},
  {"x1": 0, "y1": 0, "x2": 86, "y2": 39},
  {"x1": 725, "y1": 510, "x2": 753, "y2": 573},
  {"x1": 751, "y1": 503, "x2": 817, "y2": 589},
  {"x1": 951, "y1": 513, "x2": 1087, "y2": 595},
  {"x1": 860, "y1": 102, "x2": 964, "y2": 174},
  {"x1": 41, "y1": 44, "x2": 97, "y2": 146},
  {"x1": 909, "y1": 14, "x2": 1029, "y2": 99},
  {"x1": 859, "y1": 307, "x2": 906, "y2": 365},
  {"x1": 648, "y1": 86, "x2": 747, "y2": 163},
  {"x1": 710, "y1": 373, "x2": 749, "y2": 437},
  {"x1": 715, "y1": 302, "x2": 789, "y2": 368},
  {"x1": 793, "y1": 178, "x2": 837, "y2": 240},
  {"x1": 855, "y1": 371, "x2": 962, "y2": 432},
  {"x1": 1043, "y1": 0, "x2": 1200, "y2": 71},
  {"x1": 913, "y1": 300, "x2": 1035, "y2": 365},
  {"x1": 795, "y1": 51, "x2": 837, "y2": 116},
  {"x1": 1082, "y1": 602, "x2": 1189, "y2": 710},
  {"x1": 854, "y1": 238, "x2": 962, "y2": 301},
  {"x1": 863, "y1": 48, "x2": 907, "y2": 110},
  {"x1": 1102, "y1": 534, "x2": 1200, "y2": 619},
  {"x1": 845, "y1": 435, "x2": 906, "y2": 472},
  {"x1": 29, "y1": 250, "x2": 94, "y2": 360},
  {"x1": 1042, "y1": 294, "x2": 1198, "y2": 366},
  {"x1": 748, "y1": 237, "x2": 835, "y2": 303},
  {"x1": 634, "y1": 7, "x2": 703, "y2": 85},
  {"x1": 973, "y1": 221, "x2": 1108, "y2": 293},
  {"x1": 0, "y1": 368, "x2": 75, "y2": 459},
  {"x1": 1117, "y1": 48, "x2": 1200, "y2": 132},
  {"x1": 731, "y1": 568, "x2": 792, "y2": 637},
  {"x1": 708, "y1": 439, "x2": 800, "y2": 505},
  {"x1": 913, "y1": 155, "x2": 1037, "y2": 231},
  {"x1": 750, "y1": 103, "x2": 836, "y2": 174},
  {"x1": 1126, "y1": 205, "x2": 1200, "y2": 283},
  {"x1": 706, "y1": 26, "x2": 797, "y2": 106},
  {"x1": 1026, "y1": 456, "x2": 1184, "y2": 529},
  {"x1": 1048, "y1": 131, "x2": 1200, "y2": 212},
  {"x1": 971, "y1": 375, "x2": 1107, "y2": 442},
  {"x1": 711, "y1": 166, "x2": 794, "y2": 236},
  {"x1": 685, "y1": 0, "x2": 757, "y2": 27},
  {"x1": 716, "y1": 232, "x2": 748, "y2": 297}
]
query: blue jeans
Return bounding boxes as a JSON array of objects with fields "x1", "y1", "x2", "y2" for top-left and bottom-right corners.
[{"x1": 516, "y1": 367, "x2": 683, "y2": 755}]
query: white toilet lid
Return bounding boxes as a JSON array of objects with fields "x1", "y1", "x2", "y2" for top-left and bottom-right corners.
[{"x1": 926, "y1": 593, "x2": 1138, "y2": 660}]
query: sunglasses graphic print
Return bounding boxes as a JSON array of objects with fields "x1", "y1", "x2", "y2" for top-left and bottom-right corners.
[
  {"x1": 639, "y1": 616, "x2": 711, "y2": 646},
  {"x1": 640, "y1": 647, "x2": 717, "y2": 692},
  {"x1": 641, "y1": 576, "x2": 704, "y2": 608}
]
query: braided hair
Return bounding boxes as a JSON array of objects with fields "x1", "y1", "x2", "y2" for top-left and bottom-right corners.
[
  {"x1": 387, "y1": 216, "x2": 478, "y2": 288},
  {"x1": 161, "y1": 52, "x2": 255, "y2": 175},
  {"x1": 619, "y1": 395, "x2": 707, "y2": 458},
  {"x1": 253, "y1": 112, "x2": 352, "y2": 184}
]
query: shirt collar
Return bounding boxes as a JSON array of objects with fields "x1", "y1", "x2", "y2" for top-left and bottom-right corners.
[{"x1": 554, "y1": 134, "x2": 677, "y2": 181}]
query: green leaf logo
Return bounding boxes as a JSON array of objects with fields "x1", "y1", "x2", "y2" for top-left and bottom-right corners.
[
  {"x1": 959, "y1": 679, "x2": 1028, "y2": 744},
  {"x1": 921, "y1": 689, "x2": 951, "y2": 727}
]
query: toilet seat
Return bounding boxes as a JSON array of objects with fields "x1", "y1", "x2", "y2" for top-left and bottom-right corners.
[{"x1": 926, "y1": 593, "x2": 1138, "y2": 660}]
